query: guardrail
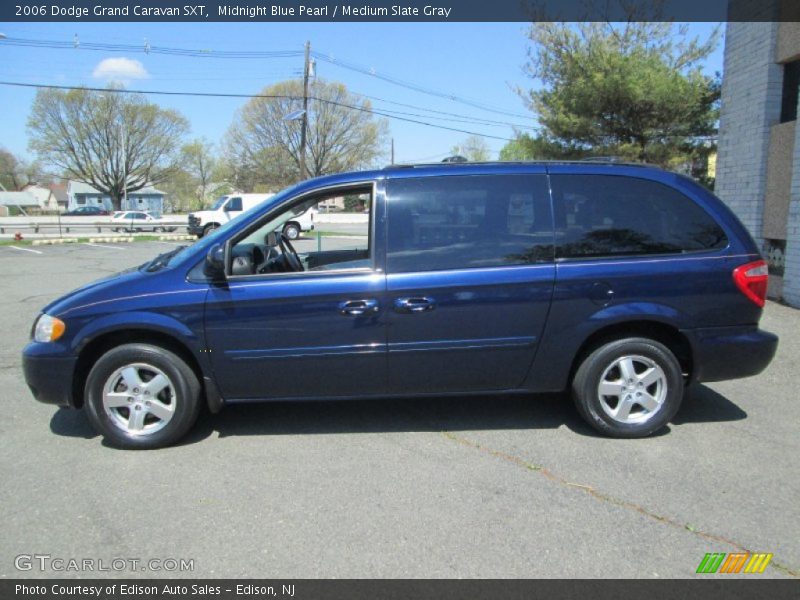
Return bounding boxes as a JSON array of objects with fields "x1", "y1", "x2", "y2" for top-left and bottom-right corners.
[{"x1": 0, "y1": 216, "x2": 188, "y2": 235}]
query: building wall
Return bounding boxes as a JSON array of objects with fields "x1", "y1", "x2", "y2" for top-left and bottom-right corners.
[
  {"x1": 716, "y1": 20, "x2": 800, "y2": 306},
  {"x1": 783, "y1": 102, "x2": 800, "y2": 305},
  {"x1": 716, "y1": 22, "x2": 783, "y2": 251}
]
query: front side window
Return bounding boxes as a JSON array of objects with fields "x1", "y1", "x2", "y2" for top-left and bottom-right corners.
[
  {"x1": 227, "y1": 197, "x2": 243, "y2": 212},
  {"x1": 386, "y1": 174, "x2": 553, "y2": 273},
  {"x1": 551, "y1": 175, "x2": 727, "y2": 259},
  {"x1": 228, "y1": 185, "x2": 372, "y2": 277}
]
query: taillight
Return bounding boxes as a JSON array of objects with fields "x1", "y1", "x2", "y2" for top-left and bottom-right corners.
[{"x1": 733, "y1": 260, "x2": 768, "y2": 307}]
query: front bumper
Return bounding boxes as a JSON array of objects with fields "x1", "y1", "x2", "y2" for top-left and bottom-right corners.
[
  {"x1": 22, "y1": 344, "x2": 78, "y2": 408},
  {"x1": 187, "y1": 223, "x2": 204, "y2": 236},
  {"x1": 686, "y1": 326, "x2": 778, "y2": 383}
]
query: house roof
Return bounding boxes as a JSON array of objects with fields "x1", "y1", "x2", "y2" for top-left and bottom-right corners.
[
  {"x1": 0, "y1": 191, "x2": 40, "y2": 207},
  {"x1": 68, "y1": 180, "x2": 165, "y2": 196},
  {"x1": 48, "y1": 182, "x2": 68, "y2": 203}
]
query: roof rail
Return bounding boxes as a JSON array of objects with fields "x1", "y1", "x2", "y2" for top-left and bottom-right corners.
[{"x1": 385, "y1": 159, "x2": 659, "y2": 170}]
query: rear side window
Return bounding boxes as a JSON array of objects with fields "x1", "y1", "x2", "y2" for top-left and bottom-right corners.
[
  {"x1": 550, "y1": 175, "x2": 727, "y2": 259},
  {"x1": 387, "y1": 174, "x2": 553, "y2": 272}
]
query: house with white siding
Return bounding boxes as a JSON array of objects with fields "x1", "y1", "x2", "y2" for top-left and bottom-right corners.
[{"x1": 67, "y1": 181, "x2": 166, "y2": 216}]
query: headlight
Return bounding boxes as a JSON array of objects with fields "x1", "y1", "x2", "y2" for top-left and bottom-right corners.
[{"x1": 33, "y1": 314, "x2": 66, "y2": 343}]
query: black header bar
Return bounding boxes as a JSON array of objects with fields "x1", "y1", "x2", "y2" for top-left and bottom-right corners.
[{"x1": 1, "y1": 0, "x2": 799, "y2": 23}]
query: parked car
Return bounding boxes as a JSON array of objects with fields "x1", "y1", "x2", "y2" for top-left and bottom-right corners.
[
  {"x1": 111, "y1": 211, "x2": 176, "y2": 233},
  {"x1": 23, "y1": 162, "x2": 778, "y2": 449},
  {"x1": 63, "y1": 206, "x2": 109, "y2": 216}
]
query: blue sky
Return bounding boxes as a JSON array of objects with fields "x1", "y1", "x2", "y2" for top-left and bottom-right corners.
[{"x1": 0, "y1": 21, "x2": 723, "y2": 167}]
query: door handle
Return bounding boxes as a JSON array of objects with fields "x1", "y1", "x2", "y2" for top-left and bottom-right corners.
[
  {"x1": 339, "y1": 298, "x2": 379, "y2": 316},
  {"x1": 393, "y1": 297, "x2": 436, "y2": 313}
]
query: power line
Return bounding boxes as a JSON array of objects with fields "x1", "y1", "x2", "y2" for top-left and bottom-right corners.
[
  {"x1": 1, "y1": 36, "x2": 303, "y2": 59},
  {"x1": 0, "y1": 35, "x2": 533, "y2": 124},
  {"x1": 0, "y1": 80, "x2": 515, "y2": 142},
  {"x1": 348, "y1": 88, "x2": 538, "y2": 132},
  {"x1": 312, "y1": 50, "x2": 532, "y2": 120}
]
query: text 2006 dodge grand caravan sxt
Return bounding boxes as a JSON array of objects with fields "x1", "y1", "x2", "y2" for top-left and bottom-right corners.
[{"x1": 23, "y1": 162, "x2": 778, "y2": 448}]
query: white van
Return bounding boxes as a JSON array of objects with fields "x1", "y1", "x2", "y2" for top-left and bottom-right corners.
[
  {"x1": 188, "y1": 194, "x2": 271, "y2": 238},
  {"x1": 188, "y1": 193, "x2": 315, "y2": 239}
]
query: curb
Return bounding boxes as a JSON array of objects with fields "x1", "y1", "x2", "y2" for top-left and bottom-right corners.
[
  {"x1": 159, "y1": 234, "x2": 195, "y2": 241},
  {"x1": 87, "y1": 237, "x2": 136, "y2": 244},
  {"x1": 29, "y1": 235, "x2": 194, "y2": 246},
  {"x1": 32, "y1": 239, "x2": 79, "y2": 246}
]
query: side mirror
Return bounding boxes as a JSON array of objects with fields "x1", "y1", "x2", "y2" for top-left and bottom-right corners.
[{"x1": 204, "y1": 243, "x2": 226, "y2": 280}]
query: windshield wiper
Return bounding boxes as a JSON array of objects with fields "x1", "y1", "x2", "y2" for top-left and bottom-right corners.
[{"x1": 143, "y1": 246, "x2": 186, "y2": 272}]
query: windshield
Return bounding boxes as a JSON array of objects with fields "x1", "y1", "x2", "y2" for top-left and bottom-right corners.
[{"x1": 210, "y1": 196, "x2": 229, "y2": 210}]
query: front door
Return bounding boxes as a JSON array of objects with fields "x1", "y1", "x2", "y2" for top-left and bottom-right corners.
[
  {"x1": 384, "y1": 172, "x2": 555, "y2": 393},
  {"x1": 204, "y1": 184, "x2": 386, "y2": 401}
]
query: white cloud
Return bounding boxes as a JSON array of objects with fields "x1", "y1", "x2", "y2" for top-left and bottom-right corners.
[{"x1": 92, "y1": 57, "x2": 149, "y2": 82}]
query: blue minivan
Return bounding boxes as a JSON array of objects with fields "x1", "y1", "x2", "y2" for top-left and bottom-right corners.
[{"x1": 23, "y1": 162, "x2": 778, "y2": 448}]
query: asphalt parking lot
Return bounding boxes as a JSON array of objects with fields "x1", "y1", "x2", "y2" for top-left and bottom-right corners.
[{"x1": 0, "y1": 240, "x2": 798, "y2": 579}]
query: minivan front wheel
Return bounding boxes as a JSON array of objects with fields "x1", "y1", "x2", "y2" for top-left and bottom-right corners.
[
  {"x1": 84, "y1": 343, "x2": 201, "y2": 449},
  {"x1": 572, "y1": 337, "x2": 684, "y2": 438}
]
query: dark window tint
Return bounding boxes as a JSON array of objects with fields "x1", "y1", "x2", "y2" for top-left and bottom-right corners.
[
  {"x1": 781, "y1": 60, "x2": 800, "y2": 123},
  {"x1": 387, "y1": 175, "x2": 553, "y2": 272},
  {"x1": 551, "y1": 175, "x2": 727, "y2": 259},
  {"x1": 227, "y1": 197, "x2": 242, "y2": 211}
]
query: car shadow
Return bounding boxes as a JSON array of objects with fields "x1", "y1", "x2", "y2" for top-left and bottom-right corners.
[
  {"x1": 49, "y1": 407, "x2": 98, "y2": 439},
  {"x1": 673, "y1": 384, "x2": 748, "y2": 424},
  {"x1": 48, "y1": 384, "x2": 747, "y2": 446}
]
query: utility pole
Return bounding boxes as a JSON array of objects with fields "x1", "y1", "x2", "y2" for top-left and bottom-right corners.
[
  {"x1": 300, "y1": 40, "x2": 310, "y2": 181},
  {"x1": 121, "y1": 125, "x2": 127, "y2": 211},
  {"x1": 391, "y1": 138, "x2": 395, "y2": 164}
]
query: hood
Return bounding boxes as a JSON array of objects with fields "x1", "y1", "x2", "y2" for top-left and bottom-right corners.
[{"x1": 41, "y1": 266, "x2": 151, "y2": 318}]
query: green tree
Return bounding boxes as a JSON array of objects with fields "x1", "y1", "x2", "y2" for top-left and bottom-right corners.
[
  {"x1": 28, "y1": 87, "x2": 189, "y2": 210},
  {"x1": 160, "y1": 141, "x2": 235, "y2": 212},
  {"x1": 513, "y1": 22, "x2": 720, "y2": 167},
  {"x1": 225, "y1": 79, "x2": 387, "y2": 189},
  {"x1": 0, "y1": 149, "x2": 49, "y2": 190},
  {"x1": 451, "y1": 135, "x2": 492, "y2": 161},
  {"x1": 499, "y1": 133, "x2": 586, "y2": 161}
]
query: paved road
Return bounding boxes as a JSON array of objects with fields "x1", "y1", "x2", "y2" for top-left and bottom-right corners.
[{"x1": 0, "y1": 242, "x2": 797, "y2": 579}]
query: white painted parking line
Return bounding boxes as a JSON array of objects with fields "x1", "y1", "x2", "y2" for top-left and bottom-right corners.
[
  {"x1": 7, "y1": 245, "x2": 43, "y2": 254},
  {"x1": 83, "y1": 243, "x2": 126, "y2": 251}
]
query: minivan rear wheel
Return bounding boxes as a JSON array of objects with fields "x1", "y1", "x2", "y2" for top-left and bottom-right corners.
[
  {"x1": 572, "y1": 337, "x2": 683, "y2": 438},
  {"x1": 84, "y1": 343, "x2": 201, "y2": 449}
]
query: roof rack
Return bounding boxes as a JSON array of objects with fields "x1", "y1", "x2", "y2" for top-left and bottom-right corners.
[{"x1": 385, "y1": 159, "x2": 658, "y2": 170}]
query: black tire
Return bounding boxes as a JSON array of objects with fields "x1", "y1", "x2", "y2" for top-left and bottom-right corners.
[
  {"x1": 283, "y1": 222, "x2": 301, "y2": 240},
  {"x1": 572, "y1": 337, "x2": 684, "y2": 438},
  {"x1": 84, "y1": 343, "x2": 202, "y2": 449},
  {"x1": 202, "y1": 223, "x2": 219, "y2": 237}
]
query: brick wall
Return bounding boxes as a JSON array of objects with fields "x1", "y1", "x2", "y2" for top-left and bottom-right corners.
[
  {"x1": 716, "y1": 22, "x2": 782, "y2": 250},
  {"x1": 783, "y1": 111, "x2": 800, "y2": 305}
]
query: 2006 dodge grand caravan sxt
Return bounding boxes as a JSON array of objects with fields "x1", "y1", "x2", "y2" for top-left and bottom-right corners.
[{"x1": 23, "y1": 162, "x2": 778, "y2": 448}]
